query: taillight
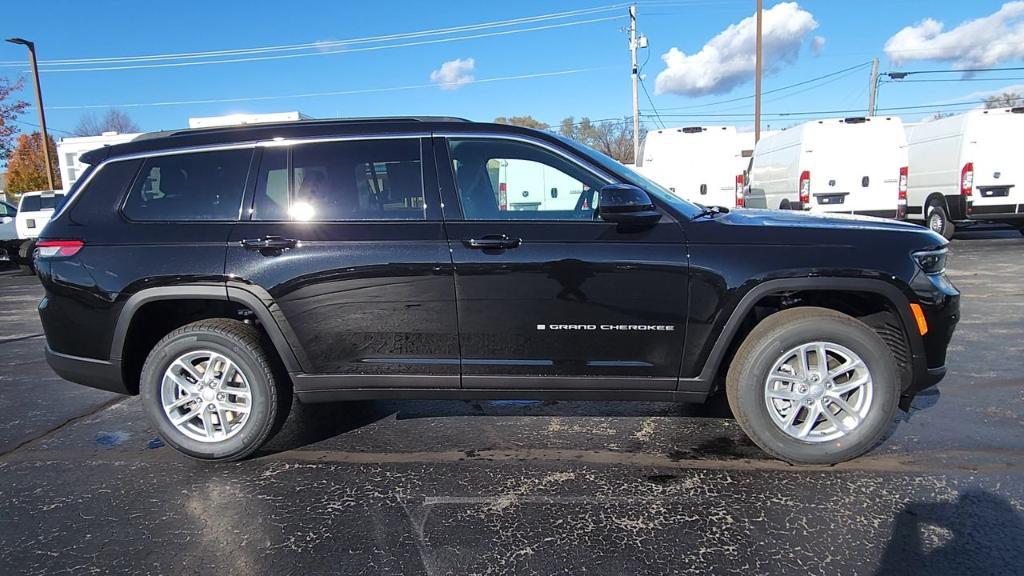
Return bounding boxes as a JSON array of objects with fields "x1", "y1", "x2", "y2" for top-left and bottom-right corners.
[
  {"x1": 897, "y1": 166, "x2": 908, "y2": 219},
  {"x1": 498, "y1": 182, "x2": 508, "y2": 211},
  {"x1": 960, "y1": 162, "x2": 973, "y2": 196},
  {"x1": 35, "y1": 239, "x2": 83, "y2": 258},
  {"x1": 799, "y1": 170, "x2": 811, "y2": 205},
  {"x1": 735, "y1": 174, "x2": 745, "y2": 207}
]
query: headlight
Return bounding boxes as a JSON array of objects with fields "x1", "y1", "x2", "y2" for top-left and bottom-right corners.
[{"x1": 913, "y1": 248, "x2": 947, "y2": 275}]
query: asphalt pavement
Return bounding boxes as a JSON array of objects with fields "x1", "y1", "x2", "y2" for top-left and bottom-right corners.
[{"x1": 0, "y1": 229, "x2": 1022, "y2": 575}]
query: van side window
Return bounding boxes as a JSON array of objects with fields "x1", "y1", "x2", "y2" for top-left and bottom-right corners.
[
  {"x1": 448, "y1": 138, "x2": 602, "y2": 220},
  {"x1": 252, "y1": 139, "x2": 425, "y2": 221},
  {"x1": 122, "y1": 149, "x2": 251, "y2": 221}
]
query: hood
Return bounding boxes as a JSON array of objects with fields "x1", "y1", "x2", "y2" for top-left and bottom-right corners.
[
  {"x1": 693, "y1": 208, "x2": 947, "y2": 249},
  {"x1": 723, "y1": 208, "x2": 925, "y2": 232}
]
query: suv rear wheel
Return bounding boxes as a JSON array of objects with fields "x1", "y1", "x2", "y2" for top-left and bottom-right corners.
[
  {"x1": 140, "y1": 319, "x2": 290, "y2": 461},
  {"x1": 726, "y1": 307, "x2": 899, "y2": 464}
]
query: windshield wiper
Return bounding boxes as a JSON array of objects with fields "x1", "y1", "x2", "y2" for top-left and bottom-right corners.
[{"x1": 693, "y1": 205, "x2": 730, "y2": 219}]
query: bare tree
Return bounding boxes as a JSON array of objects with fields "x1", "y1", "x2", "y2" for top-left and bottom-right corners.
[
  {"x1": 73, "y1": 109, "x2": 141, "y2": 136},
  {"x1": 559, "y1": 116, "x2": 644, "y2": 164},
  {"x1": 984, "y1": 92, "x2": 1023, "y2": 109}
]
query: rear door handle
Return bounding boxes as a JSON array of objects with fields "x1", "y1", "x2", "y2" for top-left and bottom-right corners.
[
  {"x1": 463, "y1": 234, "x2": 521, "y2": 249},
  {"x1": 241, "y1": 236, "x2": 298, "y2": 251}
]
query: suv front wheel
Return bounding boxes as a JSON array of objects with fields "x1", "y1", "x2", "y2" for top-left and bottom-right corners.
[
  {"x1": 140, "y1": 319, "x2": 290, "y2": 461},
  {"x1": 726, "y1": 307, "x2": 899, "y2": 464}
]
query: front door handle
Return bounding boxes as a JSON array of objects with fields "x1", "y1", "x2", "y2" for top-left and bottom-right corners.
[
  {"x1": 241, "y1": 236, "x2": 298, "y2": 251},
  {"x1": 463, "y1": 234, "x2": 522, "y2": 250}
]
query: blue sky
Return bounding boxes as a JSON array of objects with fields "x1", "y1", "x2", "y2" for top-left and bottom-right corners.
[{"x1": 2, "y1": 0, "x2": 1022, "y2": 136}]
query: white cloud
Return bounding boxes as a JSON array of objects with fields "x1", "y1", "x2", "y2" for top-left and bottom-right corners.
[
  {"x1": 811, "y1": 36, "x2": 826, "y2": 57},
  {"x1": 654, "y1": 2, "x2": 818, "y2": 96},
  {"x1": 430, "y1": 57, "x2": 475, "y2": 90},
  {"x1": 884, "y1": 2, "x2": 1024, "y2": 68}
]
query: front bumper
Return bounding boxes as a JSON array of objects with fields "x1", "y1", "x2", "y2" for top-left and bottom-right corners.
[{"x1": 45, "y1": 346, "x2": 129, "y2": 395}]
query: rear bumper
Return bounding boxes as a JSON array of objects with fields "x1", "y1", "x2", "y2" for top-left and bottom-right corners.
[{"x1": 45, "y1": 346, "x2": 129, "y2": 395}]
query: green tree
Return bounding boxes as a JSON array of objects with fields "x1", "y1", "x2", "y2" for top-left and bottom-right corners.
[
  {"x1": 984, "y1": 92, "x2": 1023, "y2": 109},
  {"x1": 0, "y1": 76, "x2": 29, "y2": 163},
  {"x1": 493, "y1": 115, "x2": 550, "y2": 130},
  {"x1": 6, "y1": 132, "x2": 61, "y2": 195}
]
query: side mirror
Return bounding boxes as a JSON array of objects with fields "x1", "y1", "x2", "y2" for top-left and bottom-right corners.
[{"x1": 597, "y1": 184, "x2": 661, "y2": 226}]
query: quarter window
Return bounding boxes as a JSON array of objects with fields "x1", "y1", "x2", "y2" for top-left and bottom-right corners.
[
  {"x1": 253, "y1": 139, "x2": 426, "y2": 221},
  {"x1": 122, "y1": 149, "x2": 252, "y2": 221},
  {"x1": 447, "y1": 138, "x2": 604, "y2": 220}
]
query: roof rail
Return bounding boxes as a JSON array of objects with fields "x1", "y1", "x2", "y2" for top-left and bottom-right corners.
[{"x1": 132, "y1": 116, "x2": 471, "y2": 141}]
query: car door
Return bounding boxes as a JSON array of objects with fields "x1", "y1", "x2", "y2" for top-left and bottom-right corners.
[
  {"x1": 226, "y1": 136, "x2": 459, "y2": 389},
  {"x1": 435, "y1": 134, "x2": 689, "y2": 391}
]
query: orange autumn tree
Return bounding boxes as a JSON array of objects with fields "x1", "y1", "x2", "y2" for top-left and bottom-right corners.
[{"x1": 6, "y1": 132, "x2": 62, "y2": 196}]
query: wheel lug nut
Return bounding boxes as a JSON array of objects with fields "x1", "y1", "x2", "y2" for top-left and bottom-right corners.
[{"x1": 217, "y1": 394, "x2": 225, "y2": 401}]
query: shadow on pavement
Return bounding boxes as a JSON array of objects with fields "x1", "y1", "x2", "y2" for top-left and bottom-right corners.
[{"x1": 875, "y1": 490, "x2": 1024, "y2": 575}]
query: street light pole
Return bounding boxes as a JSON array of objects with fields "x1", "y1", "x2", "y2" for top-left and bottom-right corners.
[{"x1": 6, "y1": 37, "x2": 55, "y2": 191}]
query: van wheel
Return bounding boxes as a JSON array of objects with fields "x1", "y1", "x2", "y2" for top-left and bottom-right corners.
[
  {"x1": 926, "y1": 201, "x2": 954, "y2": 239},
  {"x1": 726, "y1": 307, "x2": 899, "y2": 465},
  {"x1": 779, "y1": 200, "x2": 792, "y2": 210},
  {"x1": 140, "y1": 319, "x2": 291, "y2": 461}
]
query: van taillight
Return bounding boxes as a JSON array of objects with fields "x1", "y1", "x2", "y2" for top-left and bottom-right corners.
[
  {"x1": 799, "y1": 171, "x2": 811, "y2": 205},
  {"x1": 960, "y1": 162, "x2": 974, "y2": 196},
  {"x1": 735, "y1": 174, "x2": 745, "y2": 207},
  {"x1": 35, "y1": 239, "x2": 83, "y2": 258},
  {"x1": 498, "y1": 182, "x2": 508, "y2": 211},
  {"x1": 897, "y1": 166, "x2": 908, "y2": 219}
]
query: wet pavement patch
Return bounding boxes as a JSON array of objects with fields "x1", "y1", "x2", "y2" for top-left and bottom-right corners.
[{"x1": 94, "y1": 431, "x2": 131, "y2": 448}]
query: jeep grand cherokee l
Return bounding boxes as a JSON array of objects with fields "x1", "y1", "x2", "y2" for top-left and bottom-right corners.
[{"x1": 34, "y1": 117, "x2": 960, "y2": 464}]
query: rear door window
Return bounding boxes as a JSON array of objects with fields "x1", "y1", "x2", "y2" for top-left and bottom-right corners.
[
  {"x1": 122, "y1": 149, "x2": 252, "y2": 221},
  {"x1": 252, "y1": 138, "x2": 425, "y2": 221}
]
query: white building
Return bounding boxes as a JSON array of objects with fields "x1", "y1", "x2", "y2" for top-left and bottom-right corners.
[
  {"x1": 188, "y1": 111, "x2": 311, "y2": 129},
  {"x1": 57, "y1": 131, "x2": 142, "y2": 190}
]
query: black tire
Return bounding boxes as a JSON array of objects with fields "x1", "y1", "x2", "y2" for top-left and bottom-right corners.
[
  {"x1": 140, "y1": 319, "x2": 291, "y2": 461},
  {"x1": 779, "y1": 199, "x2": 792, "y2": 210},
  {"x1": 725, "y1": 307, "x2": 899, "y2": 465},
  {"x1": 926, "y1": 201, "x2": 955, "y2": 240},
  {"x1": 17, "y1": 239, "x2": 36, "y2": 275}
]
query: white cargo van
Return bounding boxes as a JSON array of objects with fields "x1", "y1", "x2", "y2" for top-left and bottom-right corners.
[
  {"x1": 747, "y1": 117, "x2": 908, "y2": 218},
  {"x1": 16, "y1": 190, "x2": 65, "y2": 240},
  {"x1": 904, "y1": 107, "x2": 1024, "y2": 238},
  {"x1": 637, "y1": 126, "x2": 747, "y2": 207},
  {"x1": 495, "y1": 158, "x2": 586, "y2": 211}
]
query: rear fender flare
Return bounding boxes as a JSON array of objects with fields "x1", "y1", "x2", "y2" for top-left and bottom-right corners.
[{"x1": 110, "y1": 285, "x2": 303, "y2": 373}]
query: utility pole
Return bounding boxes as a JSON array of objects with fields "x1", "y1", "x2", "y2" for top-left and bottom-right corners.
[
  {"x1": 754, "y1": 0, "x2": 763, "y2": 143},
  {"x1": 6, "y1": 38, "x2": 55, "y2": 191},
  {"x1": 629, "y1": 4, "x2": 640, "y2": 164},
  {"x1": 867, "y1": 57, "x2": 880, "y2": 116}
]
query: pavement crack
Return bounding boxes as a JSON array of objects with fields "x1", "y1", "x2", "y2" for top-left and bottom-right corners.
[{"x1": 0, "y1": 396, "x2": 127, "y2": 459}]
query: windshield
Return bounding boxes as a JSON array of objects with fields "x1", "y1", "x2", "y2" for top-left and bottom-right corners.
[{"x1": 553, "y1": 134, "x2": 703, "y2": 219}]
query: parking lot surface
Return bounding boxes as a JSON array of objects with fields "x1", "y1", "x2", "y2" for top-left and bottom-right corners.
[{"x1": 1, "y1": 230, "x2": 1022, "y2": 575}]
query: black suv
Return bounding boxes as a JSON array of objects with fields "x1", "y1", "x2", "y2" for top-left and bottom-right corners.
[{"x1": 35, "y1": 117, "x2": 959, "y2": 464}]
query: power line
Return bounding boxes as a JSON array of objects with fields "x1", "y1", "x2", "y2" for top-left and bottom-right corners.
[
  {"x1": 26, "y1": 17, "x2": 623, "y2": 73},
  {"x1": 884, "y1": 66, "x2": 1024, "y2": 76},
  {"x1": 882, "y1": 77, "x2": 1024, "y2": 84},
  {"x1": 12, "y1": 118, "x2": 72, "y2": 135},
  {"x1": 0, "y1": 4, "x2": 629, "y2": 68},
  {"x1": 40, "y1": 66, "x2": 614, "y2": 110},
  {"x1": 654, "y1": 98, "x2": 995, "y2": 118},
  {"x1": 647, "y1": 61, "x2": 873, "y2": 112}
]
